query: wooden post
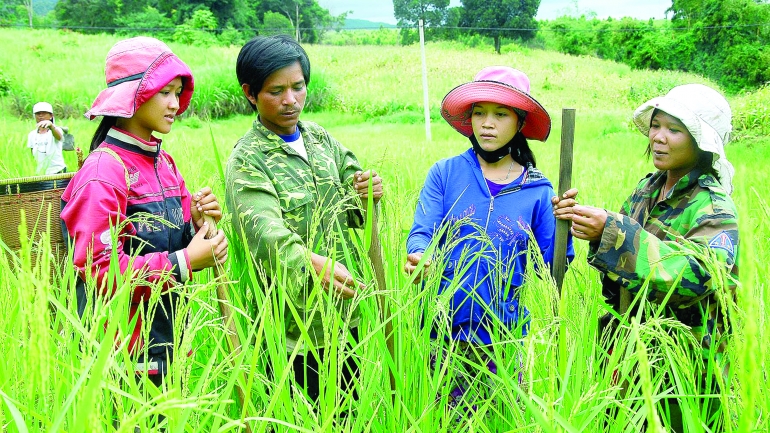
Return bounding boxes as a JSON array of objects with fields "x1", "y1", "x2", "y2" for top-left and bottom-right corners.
[
  {"x1": 552, "y1": 108, "x2": 575, "y2": 293},
  {"x1": 367, "y1": 210, "x2": 396, "y2": 398}
]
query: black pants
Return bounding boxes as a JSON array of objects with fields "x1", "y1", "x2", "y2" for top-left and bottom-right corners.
[{"x1": 288, "y1": 327, "x2": 360, "y2": 402}]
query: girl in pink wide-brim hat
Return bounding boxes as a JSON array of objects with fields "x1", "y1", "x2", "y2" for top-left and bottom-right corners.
[{"x1": 405, "y1": 65, "x2": 572, "y2": 410}]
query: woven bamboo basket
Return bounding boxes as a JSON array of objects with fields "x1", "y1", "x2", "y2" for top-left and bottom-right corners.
[{"x1": 0, "y1": 172, "x2": 74, "y2": 279}]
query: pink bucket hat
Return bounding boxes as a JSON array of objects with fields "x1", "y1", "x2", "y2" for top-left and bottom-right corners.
[
  {"x1": 85, "y1": 37, "x2": 194, "y2": 120},
  {"x1": 441, "y1": 66, "x2": 551, "y2": 141}
]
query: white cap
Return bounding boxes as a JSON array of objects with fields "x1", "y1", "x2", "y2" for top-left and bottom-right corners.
[{"x1": 33, "y1": 102, "x2": 54, "y2": 114}]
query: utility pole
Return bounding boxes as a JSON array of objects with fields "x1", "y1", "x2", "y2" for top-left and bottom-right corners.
[
  {"x1": 296, "y1": 2, "x2": 300, "y2": 42},
  {"x1": 419, "y1": 19, "x2": 431, "y2": 142},
  {"x1": 24, "y1": 0, "x2": 34, "y2": 27}
]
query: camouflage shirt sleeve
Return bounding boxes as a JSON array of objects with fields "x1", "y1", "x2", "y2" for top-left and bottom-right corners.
[{"x1": 588, "y1": 172, "x2": 739, "y2": 306}]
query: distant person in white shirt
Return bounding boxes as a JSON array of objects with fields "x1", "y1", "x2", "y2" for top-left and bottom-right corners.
[{"x1": 27, "y1": 101, "x2": 67, "y2": 175}]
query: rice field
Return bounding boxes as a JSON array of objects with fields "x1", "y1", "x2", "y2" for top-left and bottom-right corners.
[{"x1": 0, "y1": 28, "x2": 768, "y2": 432}]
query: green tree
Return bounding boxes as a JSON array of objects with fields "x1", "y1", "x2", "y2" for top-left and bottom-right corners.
[
  {"x1": 0, "y1": 0, "x2": 25, "y2": 26},
  {"x1": 261, "y1": 11, "x2": 294, "y2": 37},
  {"x1": 393, "y1": 0, "x2": 450, "y2": 44},
  {"x1": 255, "y1": 0, "x2": 333, "y2": 43},
  {"x1": 56, "y1": 0, "x2": 119, "y2": 32},
  {"x1": 668, "y1": 0, "x2": 770, "y2": 91},
  {"x1": 153, "y1": 0, "x2": 256, "y2": 27},
  {"x1": 461, "y1": 0, "x2": 540, "y2": 54}
]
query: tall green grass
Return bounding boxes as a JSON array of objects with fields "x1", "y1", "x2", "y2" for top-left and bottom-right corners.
[
  {"x1": 2, "y1": 28, "x2": 768, "y2": 133},
  {"x1": 1, "y1": 29, "x2": 769, "y2": 432}
]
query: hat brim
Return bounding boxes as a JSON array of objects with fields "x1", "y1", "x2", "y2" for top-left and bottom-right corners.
[
  {"x1": 441, "y1": 80, "x2": 551, "y2": 141},
  {"x1": 633, "y1": 97, "x2": 723, "y2": 156},
  {"x1": 85, "y1": 54, "x2": 194, "y2": 120}
]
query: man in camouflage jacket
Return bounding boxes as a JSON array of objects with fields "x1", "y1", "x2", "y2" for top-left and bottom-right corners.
[
  {"x1": 227, "y1": 119, "x2": 370, "y2": 351},
  {"x1": 226, "y1": 35, "x2": 383, "y2": 372}
]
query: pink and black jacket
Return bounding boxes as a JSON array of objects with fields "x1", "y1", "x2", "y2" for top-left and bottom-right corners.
[{"x1": 61, "y1": 127, "x2": 196, "y2": 373}]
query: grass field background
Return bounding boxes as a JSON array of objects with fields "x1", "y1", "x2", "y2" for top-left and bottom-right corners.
[{"x1": 1, "y1": 28, "x2": 768, "y2": 432}]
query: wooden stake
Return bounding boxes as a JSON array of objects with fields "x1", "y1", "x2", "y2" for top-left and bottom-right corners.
[
  {"x1": 203, "y1": 215, "x2": 253, "y2": 433},
  {"x1": 552, "y1": 108, "x2": 576, "y2": 293},
  {"x1": 367, "y1": 209, "x2": 396, "y2": 398}
]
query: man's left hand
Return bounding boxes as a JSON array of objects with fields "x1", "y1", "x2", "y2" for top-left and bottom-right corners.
[{"x1": 354, "y1": 169, "x2": 383, "y2": 204}]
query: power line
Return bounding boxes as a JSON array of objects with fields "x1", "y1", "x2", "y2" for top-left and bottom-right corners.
[{"x1": 2, "y1": 20, "x2": 769, "y2": 34}]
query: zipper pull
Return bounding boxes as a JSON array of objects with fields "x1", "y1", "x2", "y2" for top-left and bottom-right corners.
[{"x1": 490, "y1": 196, "x2": 494, "y2": 211}]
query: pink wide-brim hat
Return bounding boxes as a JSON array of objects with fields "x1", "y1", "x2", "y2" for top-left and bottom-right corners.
[
  {"x1": 441, "y1": 66, "x2": 551, "y2": 141},
  {"x1": 85, "y1": 37, "x2": 194, "y2": 120}
]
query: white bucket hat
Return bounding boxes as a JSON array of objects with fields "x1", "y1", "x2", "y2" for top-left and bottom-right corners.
[{"x1": 633, "y1": 84, "x2": 735, "y2": 194}]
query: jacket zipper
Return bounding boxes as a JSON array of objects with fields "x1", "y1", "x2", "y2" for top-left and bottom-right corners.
[
  {"x1": 153, "y1": 158, "x2": 171, "y2": 251},
  {"x1": 483, "y1": 180, "x2": 494, "y2": 230}
]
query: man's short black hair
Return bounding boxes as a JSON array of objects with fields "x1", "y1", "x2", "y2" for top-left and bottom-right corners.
[{"x1": 236, "y1": 35, "x2": 311, "y2": 111}]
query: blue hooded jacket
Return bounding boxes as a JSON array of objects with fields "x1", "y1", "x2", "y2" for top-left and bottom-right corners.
[{"x1": 407, "y1": 148, "x2": 574, "y2": 344}]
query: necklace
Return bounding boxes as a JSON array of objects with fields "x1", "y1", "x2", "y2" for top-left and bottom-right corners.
[{"x1": 488, "y1": 160, "x2": 517, "y2": 182}]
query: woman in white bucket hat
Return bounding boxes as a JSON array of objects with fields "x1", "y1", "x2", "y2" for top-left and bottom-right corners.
[{"x1": 553, "y1": 83, "x2": 738, "y2": 430}]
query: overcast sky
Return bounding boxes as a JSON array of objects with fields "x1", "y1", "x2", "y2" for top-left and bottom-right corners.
[{"x1": 317, "y1": 0, "x2": 673, "y2": 24}]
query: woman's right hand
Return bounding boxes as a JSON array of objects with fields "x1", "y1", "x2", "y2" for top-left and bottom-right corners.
[
  {"x1": 551, "y1": 188, "x2": 579, "y2": 220},
  {"x1": 311, "y1": 252, "x2": 362, "y2": 299},
  {"x1": 187, "y1": 222, "x2": 228, "y2": 271},
  {"x1": 404, "y1": 252, "x2": 431, "y2": 284},
  {"x1": 568, "y1": 205, "x2": 608, "y2": 242}
]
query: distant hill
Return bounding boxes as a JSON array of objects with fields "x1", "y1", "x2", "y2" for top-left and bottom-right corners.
[{"x1": 342, "y1": 18, "x2": 396, "y2": 30}]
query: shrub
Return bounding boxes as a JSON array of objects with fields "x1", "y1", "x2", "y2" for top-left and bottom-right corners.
[
  {"x1": 7, "y1": 89, "x2": 34, "y2": 118},
  {"x1": 548, "y1": 16, "x2": 594, "y2": 56},
  {"x1": 733, "y1": 84, "x2": 770, "y2": 137},
  {"x1": 721, "y1": 44, "x2": 770, "y2": 93},
  {"x1": 626, "y1": 73, "x2": 693, "y2": 106},
  {"x1": 0, "y1": 69, "x2": 11, "y2": 96},
  {"x1": 305, "y1": 69, "x2": 342, "y2": 112},
  {"x1": 174, "y1": 8, "x2": 218, "y2": 46},
  {"x1": 218, "y1": 24, "x2": 248, "y2": 47}
]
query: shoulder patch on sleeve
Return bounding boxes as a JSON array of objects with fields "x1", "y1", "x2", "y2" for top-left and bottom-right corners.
[{"x1": 708, "y1": 231, "x2": 735, "y2": 255}]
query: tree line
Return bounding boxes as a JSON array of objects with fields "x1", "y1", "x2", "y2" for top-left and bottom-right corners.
[
  {"x1": 1, "y1": 0, "x2": 339, "y2": 44},
  {"x1": 393, "y1": 0, "x2": 769, "y2": 92},
  {"x1": 1, "y1": 0, "x2": 767, "y2": 92},
  {"x1": 542, "y1": 0, "x2": 770, "y2": 93}
]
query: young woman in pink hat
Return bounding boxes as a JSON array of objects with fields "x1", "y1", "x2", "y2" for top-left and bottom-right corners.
[
  {"x1": 60, "y1": 37, "x2": 228, "y2": 390},
  {"x1": 404, "y1": 66, "x2": 573, "y2": 408}
]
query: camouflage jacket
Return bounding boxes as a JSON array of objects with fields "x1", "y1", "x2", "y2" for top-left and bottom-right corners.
[
  {"x1": 225, "y1": 120, "x2": 364, "y2": 351},
  {"x1": 590, "y1": 169, "x2": 738, "y2": 352}
]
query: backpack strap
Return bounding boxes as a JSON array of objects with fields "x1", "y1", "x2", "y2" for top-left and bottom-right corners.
[{"x1": 90, "y1": 147, "x2": 130, "y2": 191}]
